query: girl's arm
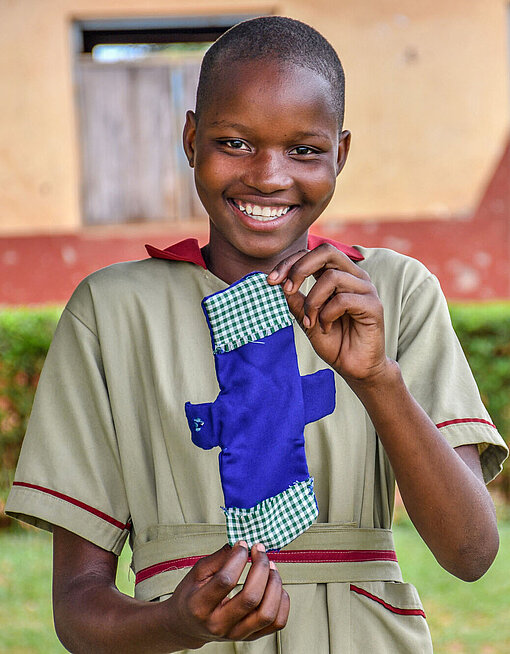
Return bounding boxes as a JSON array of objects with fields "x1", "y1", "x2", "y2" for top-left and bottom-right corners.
[
  {"x1": 268, "y1": 243, "x2": 499, "y2": 582},
  {"x1": 346, "y1": 365, "x2": 497, "y2": 581},
  {"x1": 53, "y1": 527, "x2": 289, "y2": 653}
]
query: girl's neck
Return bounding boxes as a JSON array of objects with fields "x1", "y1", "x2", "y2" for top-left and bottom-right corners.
[{"x1": 202, "y1": 226, "x2": 309, "y2": 285}]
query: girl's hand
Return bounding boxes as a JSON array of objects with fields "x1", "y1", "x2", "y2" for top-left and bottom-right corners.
[
  {"x1": 267, "y1": 243, "x2": 390, "y2": 384},
  {"x1": 52, "y1": 528, "x2": 288, "y2": 653},
  {"x1": 166, "y1": 541, "x2": 289, "y2": 648}
]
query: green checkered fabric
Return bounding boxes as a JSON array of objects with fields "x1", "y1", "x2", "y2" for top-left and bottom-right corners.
[
  {"x1": 224, "y1": 478, "x2": 318, "y2": 550},
  {"x1": 203, "y1": 272, "x2": 292, "y2": 354}
]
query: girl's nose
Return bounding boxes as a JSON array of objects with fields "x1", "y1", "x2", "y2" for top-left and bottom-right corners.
[{"x1": 240, "y1": 151, "x2": 293, "y2": 193}]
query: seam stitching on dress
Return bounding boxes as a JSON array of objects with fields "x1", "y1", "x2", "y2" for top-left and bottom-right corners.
[
  {"x1": 400, "y1": 273, "x2": 436, "y2": 314},
  {"x1": 65, "y1": 306, "x2": 98, "y2": 338}
]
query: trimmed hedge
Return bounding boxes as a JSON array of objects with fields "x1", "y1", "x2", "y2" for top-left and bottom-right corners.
[
  {"x1": 0, "y1": 308, "x2": 61, "y2": 501},
  {"x1": 1, "y1": 304, "x2": 509, "y2": 505},
  {"x1": 449, "y1": 303, "x2": 510, "y2": 497}
]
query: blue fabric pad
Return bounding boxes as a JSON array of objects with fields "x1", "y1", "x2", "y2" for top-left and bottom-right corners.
[{"x1": 186, "y1": 322, "x2": 336, "y2": 510}]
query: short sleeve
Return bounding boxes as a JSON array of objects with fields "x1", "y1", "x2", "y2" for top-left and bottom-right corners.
[
  {"x1": 5, "y1": 301, "x2": 130, "y2": 555},
  {"x1": 397, "y1": 274, "x2": 508, "y2": 484}
]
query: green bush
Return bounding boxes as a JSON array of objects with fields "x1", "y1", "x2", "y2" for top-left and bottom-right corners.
[
  {"x1": 0, "y1": 307, "x2": 61, "y2": 504},
  {"x1": 449, "y1": 303, "x2": 510, "y2": 496},
  {"x1": 0, "y1": 303, "x2": 509, "y2": 511}
]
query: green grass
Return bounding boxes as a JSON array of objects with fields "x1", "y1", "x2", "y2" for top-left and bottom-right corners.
[
  {"x1": 0, "y1": 522, "x2": 509, "y2": 653},
  {"x1": 0, "y1": 528, "x2": 134, "y2": 654},
  {"x1": 394, "y1": 517, "x2": 510, "y2": 654}
]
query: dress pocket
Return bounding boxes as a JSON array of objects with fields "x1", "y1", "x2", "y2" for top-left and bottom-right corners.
[{"x1": 349, "y1": 581, "x2": 433, "y2": 653}]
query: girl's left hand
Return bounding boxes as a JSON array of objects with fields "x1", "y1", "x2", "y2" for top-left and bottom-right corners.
[{"x1": 267, "y1": 243, "x2": 389, "y2": 384}]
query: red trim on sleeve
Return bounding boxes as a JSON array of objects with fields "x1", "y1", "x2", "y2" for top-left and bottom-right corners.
[
  {"x1": 436, "y1": 418, "x2": 497, "y2": 430},
  {"x1": 145, "y1": 235, "x2": 364, "y2": 268},
  {"x1": 350, "y1": 584, "x2": 426, "y2": 618},
  {"x1": 12, "y1": 481, "x2": 131, "y2": 531},
  {"x1": 135, "y1": 549, "x2": 397, "y2": 584}
]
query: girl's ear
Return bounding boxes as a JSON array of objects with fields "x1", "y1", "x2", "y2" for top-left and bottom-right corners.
[
  {"x1": 336, "y1": 130, "x2": 351, "y2": 177},
  {"x1": 182, "y1": 110, "x2": 197, "y2": 167}
]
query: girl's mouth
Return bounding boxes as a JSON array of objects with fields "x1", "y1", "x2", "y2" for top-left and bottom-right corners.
[{"x1": 229, "y1": 199, "x2": 297, "y2": 225}]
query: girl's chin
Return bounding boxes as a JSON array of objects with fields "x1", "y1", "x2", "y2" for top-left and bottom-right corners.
[{"x1": 231, "y1": 232, "x2": 309, "y2": 265}]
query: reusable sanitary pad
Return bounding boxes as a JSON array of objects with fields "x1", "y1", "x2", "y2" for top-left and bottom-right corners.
[{"x1": 185, "y1": 272, "x2": 336, "y2": 550}]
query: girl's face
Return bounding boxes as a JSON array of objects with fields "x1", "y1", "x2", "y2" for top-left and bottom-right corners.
[{"x1": 183, "y1": 59, "x2": 350, "y2": 281}]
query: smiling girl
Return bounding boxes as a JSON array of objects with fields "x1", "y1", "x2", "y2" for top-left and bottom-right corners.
[{"x1": 6, "y1": 16, "x2": 507, "y2": 654}]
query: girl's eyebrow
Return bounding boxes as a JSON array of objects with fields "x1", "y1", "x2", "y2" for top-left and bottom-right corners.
[
  {"x1": 208, "y1": 120, "x2": 250, "y2": 131},
  {"x1": 207, "y1": 120, "x2": 332, "y2": 141},
  {"x1": 292, "y1": 129, "x2": 332, "y2": 140}
]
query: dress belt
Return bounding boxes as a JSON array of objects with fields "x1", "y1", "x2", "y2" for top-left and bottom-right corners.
[{"x1": 131, "y1": 523, "x2": 402, "y2": 602}]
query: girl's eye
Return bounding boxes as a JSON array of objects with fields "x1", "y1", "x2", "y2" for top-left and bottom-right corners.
[
  {"x1": 223, "y1": 139, "x2": 250, "y2": 151},
  {"x1": 290, "y1": 146, "x2": 318, "y2": 156}
]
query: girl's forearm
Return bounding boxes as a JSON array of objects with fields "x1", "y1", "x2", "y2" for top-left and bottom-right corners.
[
  {"x1": 53, "y1": 527, "x2": 289, "y2": 653},
  {"x1": 54, "y1": 582, "x2": 196, "y2": 654},
  {"x1": 347, "y1": 358, "x2": 498, "y2": 581}
]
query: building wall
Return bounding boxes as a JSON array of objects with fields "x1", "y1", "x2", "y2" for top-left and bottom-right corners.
[{"x1": 0, "y1": 0, "x2": 508, "y2": 235}]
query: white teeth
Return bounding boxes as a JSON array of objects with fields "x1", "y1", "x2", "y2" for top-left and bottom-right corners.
[{"x1": 233, "y1": 200, "x2": 291, "y2": 221}]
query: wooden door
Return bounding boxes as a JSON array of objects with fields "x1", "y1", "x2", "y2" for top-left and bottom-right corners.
[{"x1": 75, "y1": 57, "x2": 206, "y2": 224}]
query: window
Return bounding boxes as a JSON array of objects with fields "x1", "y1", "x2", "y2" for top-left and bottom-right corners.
[{"x1": 73, "y1": 16, "x2": 255, "y2": 225}]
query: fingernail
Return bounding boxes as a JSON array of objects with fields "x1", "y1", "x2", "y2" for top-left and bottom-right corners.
[
  {"x1": 269, "y1": 561, "x2": 277, "y2": 570},
  {"x1": 267, "y1": 271, "x2": 279, "y2": 281},
  {"x1": 238, "y1": 540, "x2": 248, "y2": 550},
  {"x1": 256, "y1": 543, "x2": 266, "y2": 552},
  {"x1": 303, "y1": 315, "x2": 311, "y2": 328},
  {"x1": 284, "y1": 279, "x2": 293, "y2": 292}
]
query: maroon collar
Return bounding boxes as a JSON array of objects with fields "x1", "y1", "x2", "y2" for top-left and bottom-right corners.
[{"x1": 145, "y1": 235, "x2": 363, "y2": 268}]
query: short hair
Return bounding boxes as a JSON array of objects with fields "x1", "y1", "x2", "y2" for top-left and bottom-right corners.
[{"x1": 195, "y1": 16, "x2": 345, "y2": 128}]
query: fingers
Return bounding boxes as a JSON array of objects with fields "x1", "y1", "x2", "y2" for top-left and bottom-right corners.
[
  {"x1": 213, "y1": 543, "x2": 270, "y2": 630},
  {"x1": 267, "y1": 243, "x2": 376, "y2": 332},
  {"x1": 300, "y1": 269, "x2": 374, "y2": 330},
  {"x1": 317, "y1": 292, "x2": 381, "y2": 332},
  {"x1": 171, "y1": 543, "x2": 288, "y2": 649},
  {"x1": 227, "y1": 562, "x2": 290, "y2": 641},
  {"x1": 243, "y1": 585, "x2": 290, "y2": 641},
  {"x1": 191, "y1": 542, "x2": 241, "y2": 583},
  {"x1": 267, "y1": 243, "x2": 368, "y2": 294},
  {"x1": 189, "y1": 541, "x2": 249, "y2": 617},
  {"x1": 188, "y1": 543, "x2": 289, "y2": 642},
  {"x1": 267, "y1": 248, "x2": 309, "y2": 289},
  {"x1": 281, "y1": 270, "x2": 379, "y2": 335}
]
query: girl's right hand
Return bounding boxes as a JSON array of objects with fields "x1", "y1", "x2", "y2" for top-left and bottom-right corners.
[{"x1": 166, "y1": 541, "x2": 290, "y2": 648}]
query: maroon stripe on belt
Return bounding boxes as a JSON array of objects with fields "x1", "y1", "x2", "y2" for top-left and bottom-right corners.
[{"x1": 135, "y1": 549, "x2": 398, "y2": 585}]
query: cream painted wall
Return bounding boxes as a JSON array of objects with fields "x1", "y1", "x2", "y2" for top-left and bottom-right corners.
[
  {"x1": 0, "y1": 0, "x2": 508, "y2": 234},
  {"x1": 311, "y1": 0, "x2": 510, "y2": 222}
]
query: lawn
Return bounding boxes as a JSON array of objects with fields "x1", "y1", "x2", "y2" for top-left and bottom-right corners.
[
  {"x1": 394, "y1": 518, "x2": 510, "y2": 654},
  {"x1": 1, "y1": 520, "x2": 509, "y2": 653}
]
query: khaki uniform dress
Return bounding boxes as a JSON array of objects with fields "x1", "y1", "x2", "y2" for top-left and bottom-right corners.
[{"x1": 6, "y1": 238, "x2": 508, "y2": 653}]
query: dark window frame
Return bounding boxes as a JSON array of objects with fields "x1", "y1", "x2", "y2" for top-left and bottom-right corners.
[{"x1": 73, "y1": 15, "x2": 259, "y2": 53}]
